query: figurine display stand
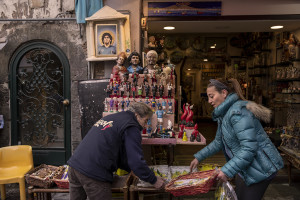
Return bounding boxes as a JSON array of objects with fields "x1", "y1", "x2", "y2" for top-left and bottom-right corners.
[{"x1": 102, "y1": 68, "x2": 176, "y2": 135}]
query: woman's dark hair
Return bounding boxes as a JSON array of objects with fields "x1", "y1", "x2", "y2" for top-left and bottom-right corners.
[{"x1": 208, "y1": 78, "x2": 246, "y2": 100}]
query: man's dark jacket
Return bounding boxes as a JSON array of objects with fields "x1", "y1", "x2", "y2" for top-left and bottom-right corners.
[{"x1": 68, "y1": 111, "x2": 156, "y2": 184}]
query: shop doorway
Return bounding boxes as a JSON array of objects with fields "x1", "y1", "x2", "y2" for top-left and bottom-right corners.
[{"x1": 9, "y1": 40, "x2": 71, "y2": 165}]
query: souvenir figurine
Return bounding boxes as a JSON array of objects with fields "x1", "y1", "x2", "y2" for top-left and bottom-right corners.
[
  {"x1": 162, "y1": 99, "x2": 167, "y2": 111},
  {"x1": 156, "y1": 105, "x2": 165, "y2": 131},
  {"x1": 186, "y1": 104, "x2": 194, "y2": 127},
  {"x1": 109, "y1": 98, "x2": 114, "y2": 112},
  {"x1": 143, "y1": 74, "x2": 149, "y2": 85},
  {"x1": 126, "y1": 82, "x2": 131, "y2": 97},
  {"x1": 120, "y1": 82, "x2": 126, "y2": 97},
  {"x1": 180, "y1": 103, "x2": 188, "y2": 124},
  {"x1": 114, "y1": 97, "x2": 119, "y2": 112},
  {"x1": 143, "y1": 50, "x2": 159, "y2": 75},
  {"x1": 131, "y1": 72, "x2": 139, "y2": 86},
  {"x1": 148, "y1": 35, "x2": 157, "y2": 48},
  {"x1": 103, "y1": 98, "x2": 109, "y2": 112},
  {"x1": 144, "y1": 82, "x2": 150, "y2": 98},
  {"x1": 145, "y1": 97, "x2": 150, "y2": 106},
  {"x1": 156, "y1": 99, "x2": 161, "y2": 109},
  {"x1": 178, "y1": 124, "x2": 184, "y2": 138},
  {"x1": 125, "y1": 97, "x2": 130, "y2": 110},
  {"x1": 167, "y1": 99, "x2": 173, "y2": 114},
  {"x1": 190, "y1": 123, "x2": 201, "y2": 142},
  {"x1": 138, "y1": 97, "x2": 143, "y2": 103},
  {"x1": 182, "y1": 131, "x2": 188, "y2": 142},
  {"x1": 146, "y1": 119, "x2": 152, "y2": 138},
  {"x1": 152, "y1": 82, "x2": 158, "y2": 98},
  {"x1": 127, "y1": 52, "x2": 143, "y2": 74},
  {"x1": 151, "y1": 97, "x2": 156, "y2": 112},
  {"x1": 151, "y1": 73, "x2": 157, "y2": 84},
  {"x1": 159, "y1": 84, "x2": 164, "y2": 98},
  {"x1": 104, "y1": 85, "x2": 112, "y2": 97},
  {"x1": 120, "y1": 97, "x2": 125, "y2": 111},
  {"x1": 167, "y1": 83, "x2": 173, "y2": 98},
  {"x1": 123, "y1": 71, "x2": 129, "y2": 82},
  {"x1": 113, "y1": 84, "x2": 119, "y2": 97},
  {"x1": 112, "y1": 52, "x2": 127, "y2": 81},
  {"x1": 137, "y1": 84, "x2": 143, "y2": 98},
  {"x1": 131, "y1": 84, "x2": 136, "y2": 98}
]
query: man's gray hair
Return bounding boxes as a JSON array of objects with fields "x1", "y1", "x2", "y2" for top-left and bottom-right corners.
[{"x1": 128, "y1": 102, "x2": 153, "y2": 118}]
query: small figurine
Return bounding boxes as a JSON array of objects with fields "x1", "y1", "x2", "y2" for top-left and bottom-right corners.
[
  {"x1": 186, "y1": 104, "x2": 194, "y2": 127},
  {"x1": 120, "y1": 97, "x2": 125, "y2": 111},
  {"x1": 131, "y1": 72, "x2": 139, "y2": 86},
  {"x1": 131, "y1": 84, "x2": 136, "y2": 98},
  {"x1": 114, "y1": 97, "x2": 119, "y2": 112},
  {"x1": 146, "y1": 119, "x2": 152, "y2": 138},
  {"x1": 167, "y1": 120, "x2": 173, "y2": 130},
  {"x1": 180, "y1": 103, "x2": 188, "y2": 125},
  {"x1": 151, "y1": 97, "x2": 156, "y2": 112},
  {"x1": 123, "y1": 71, "x2": 129, "y2": 82},
  {"x1": 182, "y1": 131, "x2": 188, "y2": 142},
  {"x1": 159, "y1": 84, "x2": 164, "y2": 98},
  {"x1": 167, "y1": 83, "x2": 173, "y2": 98},
  {"x1": 138, "y1": 97, "x2": 143, "y2": 103},
  {"x1": 145, "y1": 97, "x2": 150, "y2": 106},
  {"x1": 190, "y1": 123, "x2": 201, "y2": 142},
  {"x1": 109, "y1": 98, "x2": 114, "y2": 112},
  {"x1": 143, "y1": 50, "x2": 158, "y2": 74},
  {"x1": 125, "y1": 97, "x2": 131, "y2": 110},
  {"x1": 178, "y1": 124, "x2": 184, "y2": 138},
  {"x1": 126, "y1": 82, "x2": 131, "y2": 97},
  {"x1": 148, "y1": 35, "x2": 157, "y2": 48},
  {"x1": 152, "y1": 82, "x2": 158, "y2": 98},
  {"x1": 103, "y1": 98, "x2": 109, "y2": 112},
  {"x1": 155, "y1": 105, "x2": 165, "y2": 131},
  {"x1": 112, "y1": 52, "x2": 127, "y2": 81},
  {"x1": 137, "y1": 84, "x2": 143, "y2": 98},
  {"x1": 144, "y1": 82, "x2": 150, "y2": 98},
  {"x1": 162, "y1": 99, "x2": 167, "y2": 111},
  {"x1": 167, "y1": 99, "x2": 173, "y2": 114},
  {"x1": 104, "y1": 85, "x2": 112, "y2": 97},
  {"x1": 113, "y1": 84, "x2": 119, "y2": 97},
  {"x1": 156, "y1": 100, "x2": 161, "y2": 109},
  {"x1": 120, "y1": 82, "x2": 126, "y2": 97}
]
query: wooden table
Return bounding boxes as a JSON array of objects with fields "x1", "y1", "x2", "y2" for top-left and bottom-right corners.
[
  {"x1": 278, "y1": 146, "x2": 300, "y2": 185},
  {"x1": 27, "y1": 174, "x2": 133, "y2": 200}
]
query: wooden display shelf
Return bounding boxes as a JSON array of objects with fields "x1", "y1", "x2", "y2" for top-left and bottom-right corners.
[{"x1": 142, "y1": 137, "x2": 177, "y2": 145}]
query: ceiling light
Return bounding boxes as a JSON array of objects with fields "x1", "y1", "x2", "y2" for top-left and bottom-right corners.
[
  {"x1": 203, "y1": 58, "x2": 208, "y2": 62},
  {"x1": 210, "y1": 46, "x2": 216, "y2": 49},
  {"x1": 188, "y1": 68, "x2": 191, "y2": 70},
  {"x1": 271, "y1": 25, "x2": 283, "y2": 30},
  {"x1": 164, "y1": 26, "x2": 175, "y2": 30}
]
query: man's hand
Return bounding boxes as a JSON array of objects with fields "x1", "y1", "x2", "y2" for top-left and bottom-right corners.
[
  {"x1": 189, "y1": 158, "x2": 199, "y2": 172},
  {"x1": 216, "y1": 170, "x2": 228, "y2": 182},
  {"x1": 153, "y1": 176, "x2": 165, "y2": 189}
]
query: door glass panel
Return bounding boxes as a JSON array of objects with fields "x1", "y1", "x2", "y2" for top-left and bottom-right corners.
[{"x1": 17, "y1": 48, "x2": 64, "y2": 148}]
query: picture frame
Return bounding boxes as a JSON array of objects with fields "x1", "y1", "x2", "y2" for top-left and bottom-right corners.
[{"x1": 95, "y1": 24, "x2": 118, "y2": 57}]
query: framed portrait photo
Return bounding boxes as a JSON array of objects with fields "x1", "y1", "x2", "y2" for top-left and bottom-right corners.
[{"x1": 95, "y1": 24, "x2": 118, "y2": 56}]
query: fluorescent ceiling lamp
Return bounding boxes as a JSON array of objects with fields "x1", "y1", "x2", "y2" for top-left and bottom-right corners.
[
  {"x1": 188, "y1": 68, "x2": 191, "y2": 70},
  {"x1": 271, "y1": 25, "x2": 283, "y2": 29},
  {"x1": 210, "y1": 46, "x2": 216, "y2": 48},
  {"x1": 164, "y1": 26, "x2": 175, "y2": 30},
  {"x1": 203, "y1": 58, "x2": 208, "y2": 62}
]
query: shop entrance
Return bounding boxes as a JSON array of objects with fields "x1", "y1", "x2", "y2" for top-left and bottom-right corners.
[{"x1": 9, "y1": 41, "x2": 71, "y2": 165}]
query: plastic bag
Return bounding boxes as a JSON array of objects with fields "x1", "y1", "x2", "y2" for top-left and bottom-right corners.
[{"x1": 215, "y1": 181, "x2": 238, "y2": 200}]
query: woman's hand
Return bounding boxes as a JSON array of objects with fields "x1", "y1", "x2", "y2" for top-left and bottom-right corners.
[
  {"x1": 153, "y1": 176, "x2": 166, "y2": 189},
  {"x1": 189, "y1": 158, "x2": 199, "y2": 172},
  {"x1": 216, "y1": 170, "x2": 228, "y2": 182}
]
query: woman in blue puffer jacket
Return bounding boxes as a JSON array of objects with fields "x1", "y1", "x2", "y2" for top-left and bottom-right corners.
[{"x1": 190, "y1": 78, "x2": 284, "y2": 200}]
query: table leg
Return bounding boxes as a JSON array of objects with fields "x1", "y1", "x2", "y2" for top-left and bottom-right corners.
[{"x1": 288, "y1": 161, "x2": 292, "y2": 186}]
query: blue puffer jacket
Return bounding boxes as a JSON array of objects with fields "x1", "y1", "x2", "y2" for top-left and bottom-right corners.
[{"x1": 194, "y1": 93, "x2": 284, "y2": 186}]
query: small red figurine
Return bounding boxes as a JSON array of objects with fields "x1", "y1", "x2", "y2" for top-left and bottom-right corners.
[
  {"x1": 190, "y1": 123, "x2": 201, "y2": 142},
  {"x1": 178, "y1": 124, "x2": 185, "y2": 138}
]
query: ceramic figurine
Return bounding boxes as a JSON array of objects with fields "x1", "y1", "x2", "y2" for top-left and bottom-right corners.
[
  {"x1": 125, "y1": 97, "x2": 130, "y2": 110},
  {"x1": 151, "y1": 97, "x2": 156, "y2": 112},
  {"x1": 104, "y1": 98, "x2": 109, "y2": 112},
  {"x1": 190, "y1": 123, "x2": 201, "y2": 142},
  {"x1": 137, "y1": 84, "x2": 143, "y2": 97},
  {"x1": 113, "y1": 84, "x2": 119, "y2": 97},
  {"x1": 145, "y1": 97, "x2": 150, "y2": 106},
  {"x1": 104, "y1": 85, "x2": 112, "y2": 97},
  {"x1": 114, "y1": 98, "x2": 119, "y2": 112},
  {"x1": 167, "y1": 83, "x2": 173, "y2": 98},
  {"x1": 186, "y1": 104, "x2": 194, "y2": 127},
  {"x1": 162, "y1": 99, "x2": 167, "y2": 111},
  {"x1": 152, "y1": 82, "x2": 158, "y2": 97},
  {"x1": 144, "y1": 82, "x2": 150, "y2": 98},
  {"x1": 159, "y1": 84, "x2": 164, "y2": 98},
  {"x1": 126, "y1": 82, "x2": 131, "y2": 97},
  {"x1": 146, "y1": 119, "x2": 152, "y2": 138},
  {"x1": 109, "y1": 98, "x2": 114, "y2": 112},
  {"x1": 131, "y1": 72, "x2": 139, "y2": 86},
  {"x1": 178, "y1": 124, "x2": 184, "y2": 138},
  {"x1": 182, "y1": 131, "x2": 188, "y2": 142},
  {"x1": 112, "y1": 52, "x2": 127, "y2": 81},
  {"x1": 156, "y1": 105, "x2": 165, "y2": 131},
  {"x1": 127, "y1": 52, "x2": 143, "y2": 74},
  {"x1": 148, "y1": 35, "x2": 157, "y2": 48},
  {"x1": 156, "y1": 100, "x2": 161, "y2": 109},
  {"x1": 120, "y1": 82, "x2": 126, "y2": 97},
  {"x1": 120, "y1": 97, "x2": 125, "y2": 111},
  {"x1": 180, "y1": 103, "x2": 188, "y2": 125},
  {"x1": 131, "y1": 84, "x2": 136, "y2": 98},
  {"x1": 167, "y1": 120, "x2": 173, "y2": 130},
  {"x1": 138, "y1": 97, "x2": 143, "y2": 103},
  {"x1": 167, "y1": 99, "x2": 173, "y2": 114}
]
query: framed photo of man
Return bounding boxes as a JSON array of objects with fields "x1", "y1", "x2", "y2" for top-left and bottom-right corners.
[{"x1": 95, "y1": 24, "x2": 118, "y2": 56}]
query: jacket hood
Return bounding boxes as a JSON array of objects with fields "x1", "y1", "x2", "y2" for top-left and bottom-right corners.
[{"x1": 246, "y1": 101, "x2": 272, "y2": 123}]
